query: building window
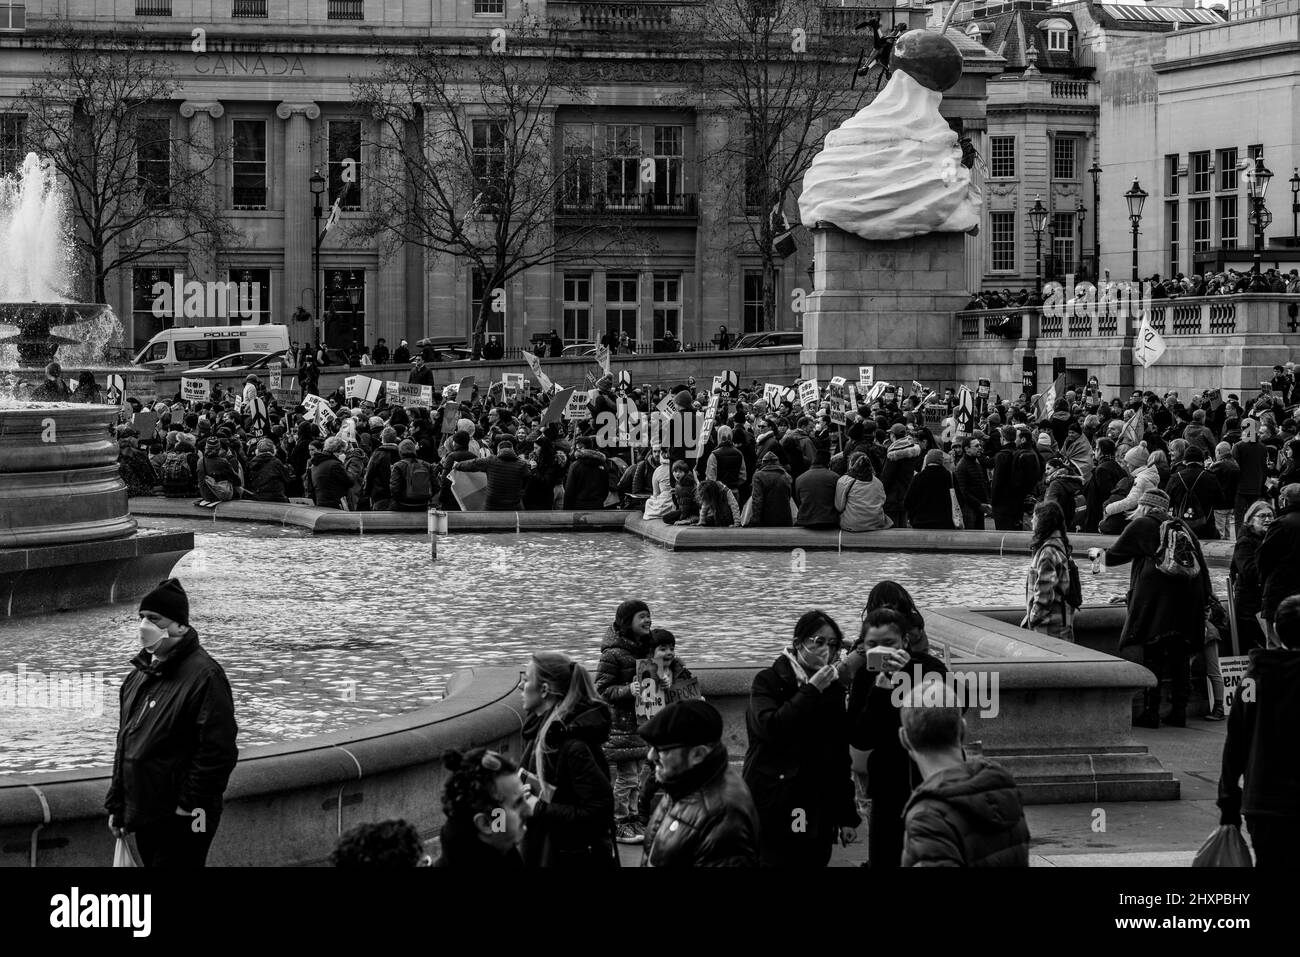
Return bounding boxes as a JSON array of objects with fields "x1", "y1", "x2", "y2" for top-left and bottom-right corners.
[
  {"x1": 232, "y1": 119, "x2": 267, "y2": 208},
  {"x1": 562, "y1": 274, "x2": 591, "y2": 343},
  {"x1": 1050, "y1": 212, "x2": 1075, "y2": 278},
  {"x1": 1219, "y1": 195, "x2": 1238, "y2": 250},
  {"x1": 1052, "y1": 137, "x2": 1076, "y2": 181},
  {"x1": 1218, "y1": 148, "x2": 1238, "y2": 191},
  {"x1": 326, "y1": 0, "x2": 364, "y2": 20},
  {"x1": 473, "y1": 0, "x2": 505, "y2": 14},
  {"x1": 1167, "y1": 202, "x2": 1179, "y2": 277},
  {"x1": 1190, "y1": 151, "x2": 1211, "y2": 194},
  {"x1": 561, "y1": 125, "x2": 593, "y2": 209},
  {"x1": 1046, "y1": 29, "x2": 1069, "y2": 52},
  {"x1": 328, "y1": 120, "x2": 362, "y2": 209},
  {"x1": 470, "y1": 270, "x2": 505, "y2": 343},
  {"x1": 0, "y1": 114, "x2": 25, "y2": 175},
  {"x1": 1191, "y1": 198, "x2": 1211, "y2": 253},
  {"x1": 605, "y1": 125, "x2": 640, "y2": 209},
  {"x1": 989, "y1": 136, "x2": 1015, "y2": 178},
  {"x1": 1247, "y1": 144, "x2": 1263, "y2": 162},
  {"x1": 1166, "y1": 154, "x2": 1180, "y2": 196},
  {"x1": 742, "y1": 270, "x2": 768, "y2": 334},
  {"x1": 990, "y1": 211, "x2": 1015, "y2": 271},
  {"x1": 136, "y1": 117, "x2": 171, "y2": 207},
  {"x1": 471, "y1": 118, "x2": 507, "y2": 210},
  {"x1": 232, "y1": 0, "x2": 268, "y2": 16},
  {"x1": 225, "y1": 268, "x2": 272, "y2": 325},
  {"x1": 652, "y1": 274, "x2": 681, "y2": 340},
  {"x1": 132, "y1": 267, "x2": 174, "y2": 353},
  {"x1": 652, "y1": 126, "x2": 683, "y2": 207},
  {"x1": 324, "y1": 270, "x2": 366, "y2": 350},
  {"x1": 605, "y1": 273, "x2": 639, "y2": 341}
]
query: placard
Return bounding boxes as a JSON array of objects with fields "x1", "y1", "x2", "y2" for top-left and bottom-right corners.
[
  {"x1": 268, "y1": 363, "x2": 282, "y2": 391},
  {"x1": 798, "y1": 379, "x2": 820, "y2": 410},
  {"x1": 718, "y1": 370, "x2": 739, "y2": 395},
  {"x1": 106, "y1": 374, "x2": 126, "y2": 406},
  {"x1": 954, "y1": 386, "x2": 975, "y2": 436},
  {"x1": 564, "y1": 391, "x2": 591, "y2": 420},
  {"x1": 131, "y1": 410, "x2": 158, "y2": 441},
  {"x1": 456, "y1": 376, "x2": 475, "y2": 406},
  {"x1": 345, "y1": 374, "x2": 384, "y2": 403},
  {"x1": 544, "y1": 387, "x2": 576, "y2": 426},
  {"x1": 501, "y1": 372, "x2": 526, "y2": 396},
  {"x1": 764, "y1": 383, "x2": 782, "y2": 407},
  {"x1": 181, "y1": 377, "x2": 210, "y2": 403},
  {"x1": 977, "y1": 378, "x2": 991, "y2": 398},
  {"x1": 520, "y1": 350, "x2": 554, "y2": 392},
  {"x1": 247, "y1": 396, "x2": 269, "y2": 435},
  {"x1": 827, "y1": 377, "x2": 851, "y2": 426},
  {"x1": 858, "y1": 366, "x2": 874, "y2": 391},
  {"x1": 391, "y1": 384, "x2": 434, "y2": 409},
  {"x1": 1217, "y1": 656, "x2": 1251, "y2": 717}
]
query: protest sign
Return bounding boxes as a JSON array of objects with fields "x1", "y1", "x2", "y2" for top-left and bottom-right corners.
[
  {"x1": 763, "y1": 383, "x2": 782, "y2": 407},
  {"x1": 391, "y1": 384, "x2": 434, "y2": 409},
  {"x1": 718, "y1": 370, "x2": 739, "y2": 395},
  {"x1": 594, "y1": 343, "x2": 612, "y2": 377},
  {"x1": 345, "y1": 374, "x2": 384, "y2": 403},
  {"x1": 520, "y1": 350, "x2": 554, "y2": 392},
  {"x1": 863, "y1": 381, "x2": 889, "y2": 405},
  {"x1": 977, "y1": 378, "x2": 991, "y2": 398},
  {"x1": 106, "y1": 374, "x2": 126, "y2": 406},
  {"x1": 501, "y1": 372, "x2": 526, "y2": 396},
  {"x1": 798, "y1": 379, "x2": 820, "y2": 410},
  {"x1": 954, "y1": 386, "x2": 975, "y2": 436},
  {"x1": 132, "y1": 411, "x2": 158, "y2": 441},
  {"x1": 544, "y1": 387, "x2": 576, "y2": 426},
  {"x1": 564, "y1": 391, "x2": 591, "y2": 420},
  {"x1": 449, "y1": 470, "x2": 489, "y2": 511},
  {"x1": 1135, "y1": 314, "x2": 1168, "y2": 368},
  {"x1": 616, "y1": 370, "x2": 631, "y2": 392},
  {"x1": 247, "y1": 397, "x2": 268, "y2": 435},
  {"x1": 268, "y1": 363, "x2": 282, "y2": 391},
  {"x1": 181, "y1": 377, "x2": 210, "y2": 403},
  {"x1": 1217, "y1": 656, "x2": 1252, "y2": 717},
  {"x1": 827, "y1": 377, "x2": 851, "y2": 426},
  {"x1": 858, "y1": 366, "x2": 874, "y2": 392},
  {"x1": 456, "y1": 376, "x2": 475, "y2": 405}
]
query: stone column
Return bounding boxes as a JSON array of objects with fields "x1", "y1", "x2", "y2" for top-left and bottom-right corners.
[
  {"x1": 375, "y1": 116, "x2": 406, "y2": 349},
  {"x1": 179, "y1": 100, "x2": 225, "y2": 287},
  {"x1": 276, "y1": 101, "x2": 320, "y2": 342}
]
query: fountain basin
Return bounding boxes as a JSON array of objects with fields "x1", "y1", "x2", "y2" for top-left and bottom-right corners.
[{"x1": 0, "y1": 301, "x2": 112, "y2": 366}]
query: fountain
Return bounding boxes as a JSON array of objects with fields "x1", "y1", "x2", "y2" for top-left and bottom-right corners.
[{"x1": 0, "y1": 151, "x2": 190, "y2": 617}]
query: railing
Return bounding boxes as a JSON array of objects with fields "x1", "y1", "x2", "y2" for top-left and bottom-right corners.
[
  {"x1": 956, "y1": 308, "x2": 1030, "y2": 341},
  {"x1": 1049, "y1": 80, "x2": 1091, "y2": 100},
  {"x1": 548, "y1": 1, "x2": 685, "y2": 30},
  {"x1": 556, "y1": 192, "x2": 698, "y2": 217},
  {"x1": 232, "y1": 0, "x2": 268, "y2": 17},
  {"x1": 135, "y1": 0, "x2": 172, "y2": 15},
  {"x1": 1039, "y1": 310, "x2": 1062, "y2": 338},
  {"x1": 327, "y1": 0, "x2": 365, "y2": 20},
  {"x1": 483, "y1": 341, "x2": 747, "y2": 361}
]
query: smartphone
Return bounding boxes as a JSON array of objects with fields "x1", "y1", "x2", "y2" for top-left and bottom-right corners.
[{"x1": 865, "y1": 647, "x2": 893, "y2": 673}]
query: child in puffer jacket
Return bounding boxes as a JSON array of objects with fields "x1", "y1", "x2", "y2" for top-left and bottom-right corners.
[
  {"x1": 633, "y1": 628, "x2": 703, "y2": 825},
  {"x1": 595, "y1": 599, "x2": 655, "y2": 844}
]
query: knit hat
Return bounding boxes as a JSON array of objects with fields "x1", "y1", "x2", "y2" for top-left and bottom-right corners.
[
  {"x1": 204, "y1": 436, "x2": 221, "y2": 454},
  {"x1": 923, "y1": 449, "x2": 945, "y2": 468},
  {"x1": 637, "y1": 700, "x2": 723, "y2": 751},
  {"x1": 139, "y1": 578, "x2": 189, "y2": 626},
  {"x1": 674, "y1": 389, "x2": 694, "y2": 411},
  {"x1": 256, "y1": 438, "x2": 275, "y2": 455},
  {"x1": 890, "y1": 423, "x2": 908, "y2": 438},
  {"x1": 1138, "y1": 489, "x2": 1171, "y2": 512},
  {"x1": 369, "y1": 416, "x2": 385, "y2": 429},
  {"x1": 1123, "y1": 445, "x2": 1147, "y2": 471},
  {"x1": 457, "y1": 418, "x2": 475, "y2": 434},
  {"x1": 398, "y1": 439, "x2": 417, "y2": 456},
  {"x1": 1037, "y1": 432, "x2": 1053, "y2": 450},
  {"x1": 760, "y1": 450, "x2": 780, "y2": 466}
]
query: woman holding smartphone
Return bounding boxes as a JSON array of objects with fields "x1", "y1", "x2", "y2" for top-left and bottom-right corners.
[
  {"x1": 743, "y1": 610, "x2": 864, "y2": 867},
  {"x1": 518, "y1": 651, "x2": 618, "y2": 868}
]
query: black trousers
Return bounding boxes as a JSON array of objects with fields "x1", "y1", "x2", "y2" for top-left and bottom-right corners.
[
  {"x1": 1141, "y1": 633, "x2": 1191, "y2": 709},
  {"x1": 869, "y1": 797, "x2": 906, "y2": 868},
  {"x1": 134, "y1": 810, "x2": 221, "y2": 867},
  {"x1": 1246, "y1": 815, "x2": 1300, "y2": 868},
  {"x1": 993, "y1": 507, "x2": 1022, "y2": 531}
]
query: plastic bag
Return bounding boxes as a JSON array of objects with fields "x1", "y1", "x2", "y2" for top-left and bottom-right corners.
[
  {"x1": 1191, "y1": 825, "x2": 1252, "y2": 867},
  {"x1": 113, "y1": 836, "x2": 139, "y2": 868}
]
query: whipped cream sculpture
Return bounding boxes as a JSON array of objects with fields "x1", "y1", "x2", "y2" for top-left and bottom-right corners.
[{"x1": 799, "y1": 30, "x2": 981, "y2": 241}]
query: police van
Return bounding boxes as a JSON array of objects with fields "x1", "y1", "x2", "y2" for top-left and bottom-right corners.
[{"x1": 132, "y1": 324, "x2": 292, "y2": 369}]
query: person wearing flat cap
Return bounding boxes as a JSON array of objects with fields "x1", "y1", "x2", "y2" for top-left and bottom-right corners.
[
  {"x1": 638, "y1": 700, "x2": 760, "y2": 868},
  {"x1": 106, "y1": 578, "x2": 238, "y2": 866}
]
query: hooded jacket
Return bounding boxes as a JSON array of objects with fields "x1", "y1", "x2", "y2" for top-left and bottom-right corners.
[
  {"x1": 1102, "y1": 464, "x2": 1159, "y2": 519},
  {"x1": 362, "y1": 442, "x2": 401, "y2": 507},
  {"x1": 563, "y1": 447, "x2": 610, "y2": 510},
  {"x1": 245, "y1": 452, "x2": 291, "y2": 503},
  {"x1": 308, "y1": 450, "x2": 354, "y2": 509},
  {"x1": 835, "y1": 473, "x2": 892, "y2": 532},
  {"x1": 780, "y1": 428, "x2": 816, "y2": 480},
  {"x1": 1043, "y1": 469, "x2": 1084, "y2": 529},
  {"x1": 749, "y1": 459, "x2": 793, "y2": 527},
  {"x1": 456, "y1": 447, "x2": 531, "y2": 510},
  {"x1": 1255, "y1": 501, "x2": 1300, "y2": 618},
  {"x1": 903, "y1": 461, "x2": 956, "y2": 530},
  {"x1": 882, "y1": 437, "x2": 922, "y2": 514},
  {"x1": 105, "y1": 628, "x2": 239, "y2": 830},
  {"x1": 519, "y1": 701, "x2": 616, "y2": 868},
  {"x1": 1218, "y1": 649, "x2": 1300, "y2": 824},
  {"x1": 1022, "y1": 531, "x2": 1073, "y2": 639},
  {"x1": 642, "y1": 743, "x2": 760, "y2": 868},
  {"x1": 901, "y1": 759, "x2": 1031, "y2": 867}
]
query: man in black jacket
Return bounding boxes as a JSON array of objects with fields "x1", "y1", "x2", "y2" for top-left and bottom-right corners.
[
  {"x1": 1257, "y1": 484, "x2": 1300, "y2": 630},
  {"x1": 107, "y1": 579, "x2": 238, "y2": 867},
  {"x1": 1083, "y1": 438, "x2": 1126, "y2": 533},
  {"x1": 1166, "y1": 446, "x2": 1221, "y2": 539},
  {"x1": 904, "y1": 449, "x2": 956, "y2": 529},
  {"x1": 453, "y1": 438, "x2": 531, "y2": 510},
  {"x1": 639, "y1": 701, "x2": 760, "y2": 867}
]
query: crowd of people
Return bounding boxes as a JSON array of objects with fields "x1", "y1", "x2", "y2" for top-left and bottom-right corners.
[{"x1": 964, "y1": 268, "x2": 1300, "y2": 311}]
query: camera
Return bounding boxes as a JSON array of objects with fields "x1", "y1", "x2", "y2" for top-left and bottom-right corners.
[{"x1": 865, "y1": 647, "x2": 893, "y2": 673}]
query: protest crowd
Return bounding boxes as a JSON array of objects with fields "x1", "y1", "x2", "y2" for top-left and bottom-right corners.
[{"x1": 93, "y1": 349, "x2": 1300, "y2": 868}]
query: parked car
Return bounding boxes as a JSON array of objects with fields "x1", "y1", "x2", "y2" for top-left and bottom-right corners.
[
  {"x1": 191, "y1": 351, "x2": 274, "y2": 373},
  {"x1": 731, "y1": 331, "x2": 803, "y2": 350},
  {"x1": 561, "y1": 342, "x2": 598, "y2": 358},
  {"x1": 415, "y1": 336, "x2": 473, "y2": 361}
]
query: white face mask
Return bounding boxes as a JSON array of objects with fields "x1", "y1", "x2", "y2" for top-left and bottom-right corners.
[{"x1": 138, "y1": 619, "x2": 168, "y2": 654}]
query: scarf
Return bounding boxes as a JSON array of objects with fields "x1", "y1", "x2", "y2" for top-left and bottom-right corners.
[{"x1": 781, "y1": 647, "x2": 812, "y2": 685}]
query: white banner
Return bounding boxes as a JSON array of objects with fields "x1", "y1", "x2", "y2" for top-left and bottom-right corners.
[
  {"x1": 764, "y1": 383, "x2": 782, "y2": 406},
  {"x1": 520, "y1": 350, "x2": 554, "y2": 392},
  {"x1": 858, "y1": 365, "x2": 874, "y2": 390},
  {"x1": 181, "y1": 377, "x2": 210, "y2": 403},
  {"x1": 345, "y1": 374, "x2": 384, "y2": 403},
  {"x1": 501, "y1": 372, "x2": 526, "y2": 394},
  {"x1": 594, "y1": 343, "x2": 612, "y2": 377},
  {"x1": 798, "y1": 379, "x2": 820, "y2": 409},
  {"x1": 268, "y1": 362, "x2": 282, "y2": 391},
  {"x1": 1134, "y1": 314, "x2": 1168, "y2": 368}
]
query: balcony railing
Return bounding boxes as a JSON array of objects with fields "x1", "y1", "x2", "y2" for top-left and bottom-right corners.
[
  {"x1": 556, "y1": 192, "x2": 698, "y2": 217},
  {"x1": 232, "y1": 0, "x2": 268, "y2": 17},
  {"x1": 327, "y1": 0, "x2": 364, "y2": 20},
  {"x1": 135, "y1": 0, "x2": 172, "y2": 15},
  {"x1": 1049, "y1": 80, "x2": 1091, "y2": 100},
  {"x1": 548, "y1": 1, "x2": 684, "y2": 30}
]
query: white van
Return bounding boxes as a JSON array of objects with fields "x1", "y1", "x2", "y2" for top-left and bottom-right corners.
[{"x1": 133, "y1": 324, "x2": 292, "y2": 369}]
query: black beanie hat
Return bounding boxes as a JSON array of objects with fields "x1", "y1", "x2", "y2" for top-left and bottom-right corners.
[{"x1": 139, "y1": 578, "x2": 189, "y2": 626}]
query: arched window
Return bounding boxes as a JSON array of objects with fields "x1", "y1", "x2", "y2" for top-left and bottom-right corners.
[{"x1": 1041, "y1": 18, "x2": 1074, "y2": 54}]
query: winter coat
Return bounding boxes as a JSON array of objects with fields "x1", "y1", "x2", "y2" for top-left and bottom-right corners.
[
  {"x1": 519, "y1": 702, "x2": 616, "y2": 868},
  {"x1": 705, "y1": 444, "x2": 747, "y2": 491},
  {"x1": 1231, "y1": 526, "x2": 1267, "y2": 620},
  {"x1": 1044, "y1": 472, "x2": 1084, "y2": 529},
  {"x1": 118, "y1": 447, "x2": 157, "y2": 497},
  {"x1": 1083, "y1": 457, "x2": 1126, "y2": 532},
  {"x1": 904, "y1": 462, "x2": 956, "y2": 529},
  {"x1": 245, "y1": 452, "x2": 291, "y2": 503},
  {"x1": 794, "y1": 465, "x2": 840, "y2": 528},
  {"x1": 835, "y1": 474, "x2": 892, "y2": 532},
  {"x1": 749, "y1": 462, "x2": 794, "y2": 527},
  {"x1": 780, "y1": 429, "x2": 816, "y2": 480},
  {"x1": 1218, "y1": 649, "x2": 1300, "y2": 825},
  {"x1": 642, "y1": 743, "x2": 760, "y2": 868},
  {"x1": 1022, "y1": 531, "x2": 1074, "y2": 640},
  {"x1": 1183, "y1": 424, "x2": 1218, "y2": 458},
  {"x1": 563, "y1": 448, "x2": 610, "y2": 510},
  {"x1": 1105, "y1": 514, "x2": 1211, "y2": 648},
  {"x1": 595, "y1": 626, "x2": 649, "y2": 761},
  {"x1": 1167, "y1": 463, "x2": 1221, "y2": 533},
  {"x1": 882, "y1": 438, "x2": 922, "y2": 515},
  {"x1": 901, "y1": 759, "x2": 1031, "y2": 867},
  {"x1": 433, "y1": 818, "x2": 526, "y2": 869},
  {"x1": 991, "y1": 447, "x2": 1040, "y2": 510},
  {"x1": 642, "y1": 462, "x2": 675, "y2": 520},
  {"x1": 105, "y1": 629, "x2": 239, "y2": 831},
  {"x1": 362, "y1": 443, "x2": 400, "y2": 508},
  {"x1": 1232, "y1": 441, "x2": 1268, "y2": 498},
  {"x1": 308, "y1": 451, "x2": 354, "y2": 509},
  {"x1": 1103, "y1": 464, "x2": 1159, "y2": 521},
  {"x1": 1256, "y1": 503, "x2": 1300, "y2": 619},
  {"x1": 743, "y1": 654, "x2": 860, "y2": 866},
  {"x1": 457, "y1": 449, "x2": 530, "y2": 510},
  {"x1": 953, "y1": 455, "x2": 991, "y2": 527}
]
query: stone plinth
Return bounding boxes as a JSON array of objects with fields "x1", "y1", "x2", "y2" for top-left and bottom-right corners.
[{"x1": 801, "y1": 225, "x2": 971, "y2": 385}]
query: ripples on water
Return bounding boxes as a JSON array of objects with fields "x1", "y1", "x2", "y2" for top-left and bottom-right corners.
[{"x1": 0, "y1": 519, "x2": 1215, "y2": 773}]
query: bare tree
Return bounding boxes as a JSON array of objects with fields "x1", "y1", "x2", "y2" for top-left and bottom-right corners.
[
  {"x1": 679, "y1": 0, "x2": 866, "y2": 331},
  {"x1": 353, "y1": 21, "x2": 648, "y2": 359},
  {"x1": 16, "y1": 21, "x2": 235, "y2": 305}
]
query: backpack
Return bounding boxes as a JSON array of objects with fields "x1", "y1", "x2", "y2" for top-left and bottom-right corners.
[
  {"x1": 403, "y1": 459, "x2": 434, "y2": 502},
  {"x1": 1155, "y1": 519, "x2": 1202, "y2": 578},
  {"x1": 1172, "y1": 471, "x2": 1210, "y2": 532},
  {"x1": 1064, "y1": 556, "x2": 1083, "y2": 610},
  {"x1": 162, "y1": 451, "x2": 192, "y2": 492}
]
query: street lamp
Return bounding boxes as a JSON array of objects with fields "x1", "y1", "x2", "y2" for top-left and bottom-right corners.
[
  {"x1": 1245, "y1": 156, "x2": 1272, "y2": 274},
  {"x1": 309, "y1": 168, "x2": 326, "y2": 348},
  {"x1": 1088, "y1": 158, "x2": 1102, "y2": 279},
  {"x1": 1124, "y1": 179, "x2": 1148, "y2": 283},
  {"x1": 1075, "y1": 200, "x2": 1087, "y2": 279},
  {"x1": 346, "y1": 271, "x2": 362, "y2": 350},
  {"x1": 1029, "y1": 195, "x2": 1049, "y2": 291},
  {"x1": 1288, "y1": 168, "x2": 1299, "y2": 241}
]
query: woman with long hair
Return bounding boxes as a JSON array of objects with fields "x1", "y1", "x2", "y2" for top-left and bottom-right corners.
[
  {"x1": 1230, "y1": 500, "x2": 1273, "y2": 652},
  {"x1": 433, "y1": 748, "x2": 527, "y2": 868},
  {"x1": 519, "y1": 651, "x2": 617, "y2": 867},
  {"x1": 743, "y1": 610, "x2": 862, "y2": 867},
  {"x1": 862, "y1": 580, "x2": 931, "y2": 657},
  {"x1": 1022, "y1": 501, "x2": 1076, "y2": 641}
]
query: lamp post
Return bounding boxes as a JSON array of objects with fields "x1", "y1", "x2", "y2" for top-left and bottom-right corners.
[
  {"x1": 1075, "y1": 200, "x2": 1087, "y2": 279},
  {"x1": 1124, "y1": 179, "x2": 1147, "y2": 284},
  {"x1": 1029, "y1": 195, "x2": 1049, "y2": 291},
  {"x1": 1089, "y1": 158, "x2": 1101, "y2": 279},
  {"x1": 1246, "y1": 155, "x2": 1273, "y2": 274},
  {"x1": 1291, "y1": 168, "x2": 1300, "y2": 240},
  {"x1": 309, "y1": 168, "x2": 326, "y2": 349},
  {"x1": 346, "y1": 270, "x2": 362, "y2": 348}
]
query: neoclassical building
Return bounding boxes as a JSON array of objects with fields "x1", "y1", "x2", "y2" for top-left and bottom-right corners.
[{"x1": 0, "y1": 0, "x2": 999, "y2": 356}]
